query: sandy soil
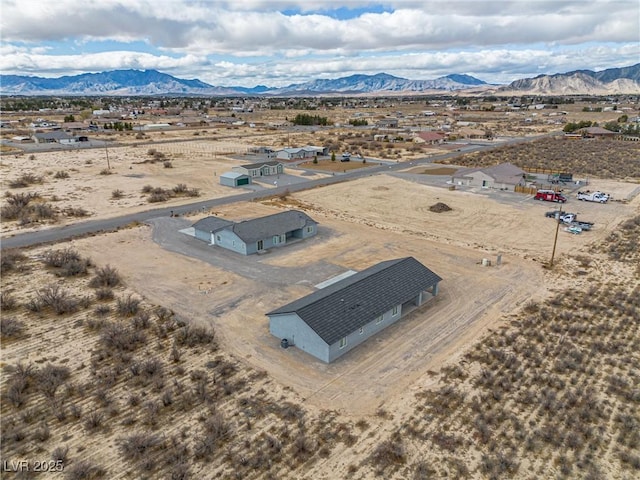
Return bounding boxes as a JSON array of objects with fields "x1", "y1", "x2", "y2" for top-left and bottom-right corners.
[
  {"x1": 2, "y1": 115, "x2": 639, "y2": 478},
  {"x1": 56, "y1": 173, "x2": 637, "y2": 418},
  {"x1": 0, "y1": 139, "x2": 327, "y2": 235}
]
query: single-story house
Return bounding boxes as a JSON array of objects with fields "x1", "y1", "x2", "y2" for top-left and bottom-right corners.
[
  {"x1": 579, "y1": 127, "x2": 616, "y2": 139},
  {"x1": 220, "y1": 171, "x2": 252, "y2": 187},
  {"x1": 33, "y1": 131, "x2": 76, "y2": 144},
  {"x1": 267, "y1": 257, "x2": 442, "y2": 363},
  {"x1": 232, "y1": 161, "x2": 284, "y2": 178},
  {"x1": 413, "y1": 131, "x2": 445, "y2": 145},
  {"x1": 276, "y1": 146, "x2": 327, "y2": 160},
  {"x1": 376, "y1": 118, "x2": 399, "y2": 128},
  {"x1": 248, "y1": 146, "x2": 276, "y2": 156},
  {"x1": 451, "y1": 162, "x2": 526, "y2": 190},
  {"x1": 191, "y1": 210, "x2": 318, "y2": 255}
]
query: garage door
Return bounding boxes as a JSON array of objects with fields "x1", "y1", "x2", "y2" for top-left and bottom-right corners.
[{"x1": 237, "y1": 178, "x2": 249, "y2": 186}]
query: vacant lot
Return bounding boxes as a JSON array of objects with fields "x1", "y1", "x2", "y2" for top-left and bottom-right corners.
[{"x1": 440, "y1": 136, "x2": 640, "y2": 179}]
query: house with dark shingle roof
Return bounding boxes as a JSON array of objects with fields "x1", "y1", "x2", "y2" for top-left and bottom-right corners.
[
  {"x1": 267, "y1": 257, "x2": 442, "y2": 362},
  {"x1": 192, "y1": 210, "x2": 317, "y2": 255}
]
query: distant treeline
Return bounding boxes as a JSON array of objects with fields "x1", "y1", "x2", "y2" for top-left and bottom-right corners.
[{"x1": 291, "y1": 114, "x2": 330, "y2": 126}]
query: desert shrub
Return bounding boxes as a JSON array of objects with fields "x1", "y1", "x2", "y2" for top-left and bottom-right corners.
[
  {"x1": 64, "y1": 207, "x2": 90, "y2": 218},
  {"x1": 59, "y1": 258, "x2": 89, "y2": 277},
  {"x1": 51, "y1": 446, "x2": 69, "y2": 465},
  {"x1": 174, "y1": 325, "x2": 215, "y2": 347},
  {"x1": 84, "y1": 410, "x2": 104, "y2": 431},
  {"x1": 131, "y1": 311, "x2": 151, "y2": 330},
  {"x1": 413, "y1": 461, "x2": 437, "y2": 480},
  {"x1": 163, "y1": 161, "x2": 173, "y2": 168},
  {"x1": 119, "y1": 432, "x2": 162, "y2": 462},
  {"x1": 95, "y1": 288, "x2": 115, "y2": 301},
  {"x1": 43, "y1": 247, "x2": 83, "y2": 269},
  {"x1": 89, "y1": 265, "x2": 121, "y2": 288},
  {"x1": 370, "y1": 435, "x2": 407, "y2": 469},
  {"x1": 33, "y1": 202, "x2": 56, "y2": 219},
  {"x1": 33, "y1": 422, "x2": 51, "y2": 442},
  {"x1": 141, "y1": 185, "x2": 153, "y2": 193},
  {"x1": 8, "y1": 173, "x2": 43, "y2": 188},
  {"x1": 36, "y1": 284, "x2": 78, "y2": 314},
  {"x1": 54, "y1": 170, "x2": 70, "y2": 179},
  {"x1": 65, "y1": 460, "x2": 106, "y2": 480},
  {"x1": 173, "y1": 183, "x2": 188, "y2": 194},
  {"x1": 1, "y1": 249, "x2": 27, "y2": 274},
  {"x1": 99, "y1": 168, "x2": 112, "y2": 175},
  {"x1": 99, "y1": 322, "x2": 146, "y2": 352},
  {"x1": 0, "y1": 316, "x2": 25, "y2": 338},
  {"x1": 0, "y1": 291, "x2": 18, "y2": 311},
  {"x1": 36, "y1": 363, "x2": 71, "y2": 399},
  {"x1": 194, "y1": 412, "x2": 230, "y2": 459},
  {"x1": 116, "y1": 294, "x2": 141, "y2": 316},
  {"x1": 94, "y1": 304, "x2": 111, "y2": 317},
  {"x1": 148, "y1": 192, "x2": 169, "y2": 203},
  {"x1": 186, "y1": 188, "x2": 200, "y2": 197},
  {"x1": 1, "y1": 192, "x2": 46, "y2": 221},
  {"x1": 111, "y1": 189, "x2": 124, "y2": 199}
]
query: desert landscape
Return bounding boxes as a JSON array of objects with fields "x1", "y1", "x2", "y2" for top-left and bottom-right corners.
[{"x1": 1, "y1": 100, "x2": 639, "y2": 479}]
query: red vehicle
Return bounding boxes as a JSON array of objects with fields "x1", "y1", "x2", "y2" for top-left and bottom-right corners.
[{"x1": 534, "y1": 189, "x2": 567, "y2": 203}]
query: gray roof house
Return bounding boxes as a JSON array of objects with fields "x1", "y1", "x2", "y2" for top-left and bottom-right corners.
[
  {"x1": 267, "y1": 257, "x2": 442, "y2": 363},
  {"x1": 451, "y1": 162, "x2": 526, "y2": 191},
  {"x1": 33, "y1": 131, "x2": 76, "y2": 144},
  {"x1": 232, "y1": 161, "x2": 284, "y2": 178},
  {"x1": 192, "y1": 210, "x2": 318, "y2": 255},
  {"x1": 275, "y1": 146, "x2": 327, "y2": 160}
]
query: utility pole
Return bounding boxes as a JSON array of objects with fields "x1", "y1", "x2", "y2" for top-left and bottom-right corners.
[
  {"x1": 549, "y1": 203, "x2": 562, "y2": 268},
  {"x1": 104, "y1": 141, "x2": 111, "y2": 170}
]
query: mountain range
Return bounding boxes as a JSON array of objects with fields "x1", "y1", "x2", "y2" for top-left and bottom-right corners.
[{"x1": 1, "y1": 65, "x2": 638, "y2": 96}]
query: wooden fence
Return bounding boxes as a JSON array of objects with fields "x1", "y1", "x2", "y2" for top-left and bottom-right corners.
[{"x1": 515, "y1": 185, "x2": 563, "y2": 195}]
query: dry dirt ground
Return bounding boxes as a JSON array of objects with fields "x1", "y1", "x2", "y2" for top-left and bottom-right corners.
[
  {"x1": 40, "y1": 174, "x2": 639, "y2": 418},
  {"x1": 2, "y1": 124, "x2": 639, "y2": 479}
]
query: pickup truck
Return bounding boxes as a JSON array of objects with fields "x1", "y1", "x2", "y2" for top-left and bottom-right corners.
[
  {"x1": 545, "y1": 210, "x2": 594, "y2": 229},
  {"x1": 577, "y1": 191, "x2": 609, "y2": 203}
]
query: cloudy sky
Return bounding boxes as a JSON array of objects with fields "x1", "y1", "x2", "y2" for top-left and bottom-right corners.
[{"x1": 1, "y1": 0, "x2": 638, "y2": 87}]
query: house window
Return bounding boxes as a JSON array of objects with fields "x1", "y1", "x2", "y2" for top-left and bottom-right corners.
[
  {"x1": 375, "y1": 315, "x2": 383, "y2": 324},
  {"x1": 273, "y1": 235, "x2": 279, "y2": 245},
  {"x1": 339, "y1": 337, "x2": 347, "y2": 349},
  {"x1": 216, "y1": 235, "x2": 221, "y2": 242},
  {"x1": 305, "y1": 226, "x2": 313, "y2": 233},
  {"x1": 359, "y1": 327, "x2": 364, "y2": 335},
  {"x1": 392, "y1": 306, "x2": 399, "y2": 316}
]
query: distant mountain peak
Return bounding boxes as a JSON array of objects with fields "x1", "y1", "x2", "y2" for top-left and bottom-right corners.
[
  {"x1": 501, "y1": 64, "x2": 640, "y2": 95},
  {"x1": 1, "y1": 65, "x2": 637, "y2": 96}
]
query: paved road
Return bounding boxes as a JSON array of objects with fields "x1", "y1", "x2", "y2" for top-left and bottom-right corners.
[{"x1": 0, "y1": 135, "x2": 548, "y2": 250}]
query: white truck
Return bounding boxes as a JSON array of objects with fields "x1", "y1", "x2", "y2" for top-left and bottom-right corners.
[{"x1": 577, "y1": 191, "x2": 609, "y2": 203}]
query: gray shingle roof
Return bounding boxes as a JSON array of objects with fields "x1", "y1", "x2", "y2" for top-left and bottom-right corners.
[
  {"x1": 232, "y1": 210, "x2": 316, "y2": 243},
  {"x1": 239, "y1": 161, "x2": 282, "y2": 169},
  {"x1": 192, "y1": 216, "x2": 234, "y2": 232},
  {"x1": 267, "y1": 257, "x2": 442, "y2": 345}
]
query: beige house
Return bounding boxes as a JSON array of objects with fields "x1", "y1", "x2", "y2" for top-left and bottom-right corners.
[{"x1": 451, "y1": 163, "x2": 526, "y2": 190}]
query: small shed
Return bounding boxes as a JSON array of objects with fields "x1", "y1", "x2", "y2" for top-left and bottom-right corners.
[{"x1": 220, "y1": 171, "x2": 252, "y2": 187}]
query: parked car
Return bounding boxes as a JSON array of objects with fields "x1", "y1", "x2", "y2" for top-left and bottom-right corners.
[
  {"x1": 341, "y1": 152, "x2": 351, "y2": 162},
  {"x1": 534, "y1": 189, "x2": 567, "y2": 203}
]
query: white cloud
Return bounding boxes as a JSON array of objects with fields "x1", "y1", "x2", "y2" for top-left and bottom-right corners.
[{"x1": 0, "y1": 1, "x2": 638, "y2": 86}]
